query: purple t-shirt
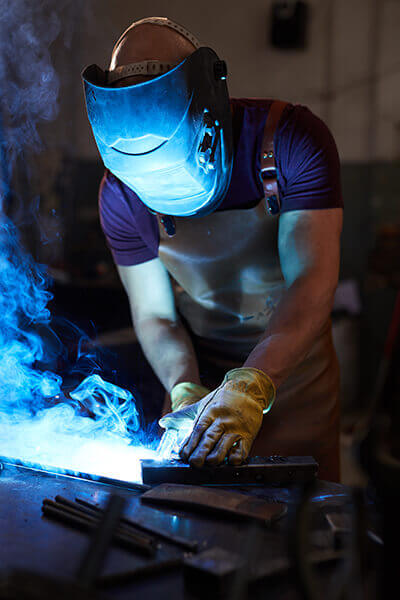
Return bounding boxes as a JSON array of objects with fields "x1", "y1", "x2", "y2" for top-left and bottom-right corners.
[{"x1": 99, "y1": 98, "x2": 343, "y2": 266}]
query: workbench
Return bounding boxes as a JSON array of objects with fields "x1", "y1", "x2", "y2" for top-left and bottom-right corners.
[{"x1": 0, "y1": 462, "x2": 374, "y2": 599}]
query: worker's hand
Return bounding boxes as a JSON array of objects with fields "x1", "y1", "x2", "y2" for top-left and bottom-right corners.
[
  {"x1": 178, "y1": 368, "x2": 276, "y2": 467},
  {"x1": 157, "y1": 382, "x2": 210, "y2": 454},
  {"x1": 159, "y1": 399, "x2": 205, "y2": 452},
  {"x1": 170, "y1": 381, "x2": 210, "y2": 412}
]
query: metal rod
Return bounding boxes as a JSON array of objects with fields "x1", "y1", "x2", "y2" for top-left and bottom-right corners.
[
  {"x1": 75, "y1": 496, "x2": 200, "y2": 552},
  {"x1": 42, "y1": 502, "x2": 156, "y2": 556},
  {"x1": 53, "y1": 495, "x2": 155, "y2": 546},
  {"x1": 44, "y1": 498, "x2": 155, "y2": 549}
]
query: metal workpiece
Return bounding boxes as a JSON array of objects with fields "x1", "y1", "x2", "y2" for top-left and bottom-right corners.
[
  {"x1": 141, "y1": 484, "x2": 288, "y2": 523},
  {"x1": 141, "y1": 455, "x2": 319, "y2": 486}
]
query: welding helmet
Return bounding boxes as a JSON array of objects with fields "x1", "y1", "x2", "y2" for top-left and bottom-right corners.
[{"x1": 82, "y1": 18, "x2": 233, "y2": 217}]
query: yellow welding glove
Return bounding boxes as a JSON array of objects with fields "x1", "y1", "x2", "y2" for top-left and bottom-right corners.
[
  {"x1": 160, "y1": 368, "x2": 276, "y2": 467},
  {"x1": 170, "y1": 382, "x2": 210, "y2": 412}
]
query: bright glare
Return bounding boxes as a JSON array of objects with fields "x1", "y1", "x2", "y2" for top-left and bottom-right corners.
[{"x1": 0, "y1": 407, "x2": 158, "y2": 484}]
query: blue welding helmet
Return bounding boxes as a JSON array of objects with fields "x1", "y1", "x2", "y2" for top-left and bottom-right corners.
[{"x1": 82, "y1": 47, "x2": 233, "y2": 217}]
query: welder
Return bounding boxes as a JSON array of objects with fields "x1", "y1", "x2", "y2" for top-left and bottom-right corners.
[{"x1": 82, "y1": 17, "x2": 343, "y2": 481}]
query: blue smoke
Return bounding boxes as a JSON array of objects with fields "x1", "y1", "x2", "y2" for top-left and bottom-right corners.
[
  {"x1": 0, "y1": 207, "x2": 156, "y2": 483},
  {"x1": 0, "y1": 218, "x2": 61, "y2": 413},
  {"x1": 0, "y1": 2, "x2": 157, "y2": 483},
  {"x1": 70, "y1": 374, "x2": 140, "y2": 436}
]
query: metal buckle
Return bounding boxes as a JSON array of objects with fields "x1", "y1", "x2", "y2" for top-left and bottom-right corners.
[{"x1": 260, "y1": 166, "x2": 277, "y2": 179}]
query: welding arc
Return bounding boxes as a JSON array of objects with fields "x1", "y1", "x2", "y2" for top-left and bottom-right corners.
[
  {"x1": 42, "y1": 498, "x2": 157, "y2": 556},
  {"x1": 75, "y1": 496, "x2": 200, "y2": 552}
]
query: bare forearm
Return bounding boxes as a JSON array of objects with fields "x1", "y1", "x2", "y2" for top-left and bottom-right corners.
[
  {"x1": 243, "y1": 276, "x2": 335, "y2": 388},
  {"x1": 134, "y1": 317, "x2": 201, "y2": 392}
]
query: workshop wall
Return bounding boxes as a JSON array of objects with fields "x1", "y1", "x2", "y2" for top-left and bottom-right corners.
[{"x1": 60, "y1": 0, "x2": 400, "y2": 162}]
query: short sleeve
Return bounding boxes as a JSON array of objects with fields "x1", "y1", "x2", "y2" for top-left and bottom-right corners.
[
  {"x1": 276, "y1": 105, "x2": 343, "y2": 212},
  {"x1": 98, "y1": 171, "x2": 158, "y2": 266}
]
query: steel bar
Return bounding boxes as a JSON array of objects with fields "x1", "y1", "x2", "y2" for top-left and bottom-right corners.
[
  {"x1": 54, "y1": 495, "x2": 156, "y2": 546},
  {"x1": 42, "y1": 502, "x2": 156, "y2": 557},
  {"x1": 141, "y1": 456, "x2": 319, "y2": 486},
  {"x1": 43, "y1": 499, "x2": 155, "y2": 550},
  {"x1": 75, "y1": 496, "x2": 200, "y2": 552}
]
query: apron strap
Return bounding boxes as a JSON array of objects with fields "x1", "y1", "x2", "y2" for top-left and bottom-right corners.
[
  {"x1": 148, "y1": 208, "x2": 176, "y2": 237},
  {"x1": 260, "y1": 100, "x2": 289, "y2": 215},
  {"x1": 157, "y1": 214, "x2": 176, "y2": 237}
]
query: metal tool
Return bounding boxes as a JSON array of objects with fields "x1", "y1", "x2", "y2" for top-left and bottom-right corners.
[{"x1": 141, "y1": 456, "x2": 319, "y2": 486}]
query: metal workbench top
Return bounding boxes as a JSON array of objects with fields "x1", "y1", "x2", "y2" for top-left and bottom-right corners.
[{"x1": 0, "y1": 462, "x2": 355, "y2": 599}]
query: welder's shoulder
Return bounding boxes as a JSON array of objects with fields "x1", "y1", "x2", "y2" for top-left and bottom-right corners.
[
  {"x1": 277, "y1": 104, "x2": 343, "y2": 212},
  {"x1": 97, "y1": 168, "x2": 145, "y2": 253},
  {"x1": 98, "y1": 169, "x2": 147, "y2": 228},
  {"x1": 98, "y1": 170, "x2": 159, "y2": 267},
  {"x1": 278, "y1": 103, "x2": 340, "y2": 170},
  {"x1": 98, "y1": 170, "x2": 133, "y2": 230},
  {"x1": 99, "y1": 169, "x2": 136, "y2": 207}
]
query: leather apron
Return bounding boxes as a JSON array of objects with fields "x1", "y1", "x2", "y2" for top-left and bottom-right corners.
[{"x1": 157, "y1": 116, "x2": 340, "y2": 482}]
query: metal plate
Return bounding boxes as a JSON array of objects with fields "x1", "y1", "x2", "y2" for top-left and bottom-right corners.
[{"x1": 141, "y1": 484, "x2": 287, "y2": 523}]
